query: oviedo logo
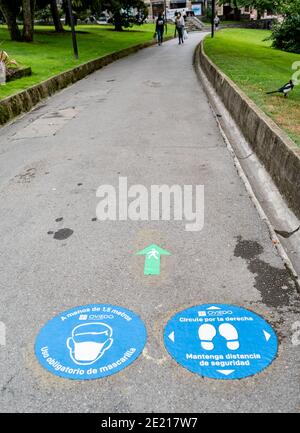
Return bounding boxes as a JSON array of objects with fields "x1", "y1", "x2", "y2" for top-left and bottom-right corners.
[{"x1": 198, "y1": 310, "x2": 233, "y2": 317}]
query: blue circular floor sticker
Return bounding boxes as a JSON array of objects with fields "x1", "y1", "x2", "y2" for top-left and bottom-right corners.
[
  {"x1": 35, "y1": 304, "x2": 147, "y2": 380},
  {"x1": 164, "y1": 304, "x2": 278, "y2": 380}
]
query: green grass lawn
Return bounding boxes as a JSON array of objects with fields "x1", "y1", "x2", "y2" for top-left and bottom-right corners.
[
  {"x1": 204, "y1": 29, "x2": 300, "y2": 146},
  {"x1": 0, "y1": 23, "x2": 163, "y2": 100}
]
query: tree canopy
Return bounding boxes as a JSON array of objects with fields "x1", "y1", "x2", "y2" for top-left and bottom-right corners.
[
  {"x1": 103, "y1": 0, "x2": 148, "y2": 31},
  {"x1": 0, "y1": 0, "x2": 148, "y2": 41}
]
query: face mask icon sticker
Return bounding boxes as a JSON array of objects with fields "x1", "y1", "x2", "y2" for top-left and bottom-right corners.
[
  {"x1": 66, "y1": 322, "x2": 113, "y2": 365},
  {"x1": 35, "y1": 304, "x2": 147, "y2": 380}
]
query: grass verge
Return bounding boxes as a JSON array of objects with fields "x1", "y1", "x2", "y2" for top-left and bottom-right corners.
[
  {"x1": 0, "y1": 23, "x2": 167, "y2": 100},
  {"x1": 204, "y1": 29, "x2": 300, "y2": 146}
]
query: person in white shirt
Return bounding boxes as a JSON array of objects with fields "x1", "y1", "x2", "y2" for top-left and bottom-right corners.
[
  {"x1": 214, "y1": 15, "x2": 220, "y2": 30},
  {"x1": 175, "y1": 12, "x2": 185, "y2": 45}
]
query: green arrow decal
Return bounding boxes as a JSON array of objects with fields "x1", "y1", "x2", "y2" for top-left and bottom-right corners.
[{"x1": 136, "y1": 244, "x2": 171, "y2": 275}]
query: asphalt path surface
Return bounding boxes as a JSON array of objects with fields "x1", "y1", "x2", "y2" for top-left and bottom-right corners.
[{"x1": 0, "y1": 33, "x2": 299, "y2": 412}]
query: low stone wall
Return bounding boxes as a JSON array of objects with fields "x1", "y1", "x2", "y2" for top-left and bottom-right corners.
[
  {"x1": 221, "y1": 18, "x2": 276, "y2": 30},
  {"x1": 195, "y1": 41, "x2": 300, "y2": 219},
  {"x1": 0, "y1": 38, "x2": 167, "y2": 127}
]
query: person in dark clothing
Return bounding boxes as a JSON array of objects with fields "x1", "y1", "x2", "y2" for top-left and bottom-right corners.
[{"x1": 156, "y1": 13, "x2": 165, "y2": 46}]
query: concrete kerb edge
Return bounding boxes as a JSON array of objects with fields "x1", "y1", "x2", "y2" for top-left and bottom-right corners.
[
  {"x1": 193, "y1": 40, "x2": 299, "y2": 287},
  {"x1": 0, "y1": 36, "x2": 173, "y2": 127},
  {"x1": 218, "y1": 112, "x2": 299, "y2": 285},
  {"x1": 194, "y1": 40, "x2": 300, "y2": 222}
]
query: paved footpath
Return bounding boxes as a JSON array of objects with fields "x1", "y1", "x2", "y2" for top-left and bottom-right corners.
[{"x1": 0, "y1": 33, "x2": 299, "y2": 413}]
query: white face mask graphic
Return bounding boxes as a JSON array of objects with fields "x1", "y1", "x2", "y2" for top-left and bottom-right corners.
[{"x1": 66, "y1": 322, "x2": 113, "y2": 365}]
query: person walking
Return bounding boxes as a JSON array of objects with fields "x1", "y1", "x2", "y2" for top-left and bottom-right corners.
[
  {"x1": 155, "y1": 12, "x2": 165, "y2": 46},
  {"x1": 214, "y1": 15, "x2": 220, "y2": 30},
  {"x1": 175, "y1": 12, "x2": 185, "y2": 45},
  {"x1": 174, "y1": 11, "x2": 178, "y2": 38}
]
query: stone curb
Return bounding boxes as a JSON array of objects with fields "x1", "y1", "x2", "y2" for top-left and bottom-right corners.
[
  {"x1": 194, "y1": 40, "x2": 300, "y2": 220},
  {"x1": 0, "y1": 37, "x2": 172, "y2": 127}
]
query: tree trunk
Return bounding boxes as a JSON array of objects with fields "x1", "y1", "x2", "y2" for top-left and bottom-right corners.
[
  {"x1": 22, "y1": 0, "x2": 34, "y2": 42},
  {"x1": 31, "y1": 0, "x2": 36, "y2": 28},
  {"x1": 114, "y1": 12, "x2": 123, "y2": 31},
  {"x1": 0, "y1": 0, "x2": 22, "y2": 41},
  {"x1": 234, "y1": 8, "x2": 240, "y2": 21},
  {"x1": 62, "y1": 0, "x2": 70, "y2": 26},
  {"x1": 50, "y1": 0, "x2": 64, "y2": 32}
]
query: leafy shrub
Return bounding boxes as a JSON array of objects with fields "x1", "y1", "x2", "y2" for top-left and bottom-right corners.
[
  {"x1": 270, "y1": 15, "x2": 300, "y2": 54},
  {"x1": 0, "y1": 51, "x2": 19, "y2": 80},
  {"x1": 0, "y1": 51, "x2": 18, "y2": 69}
]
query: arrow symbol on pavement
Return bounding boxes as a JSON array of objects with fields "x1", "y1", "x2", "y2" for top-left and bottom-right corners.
[
  {"x1": 217, "y1": 370, "x2": 235, "y2": 376},
  {"x1": 207, "y1": 306, "x2": 221, "y2": 310},
  {"x1": 136, "y1": 244, "x2": 171, "y2": 275},
  {"x1": 263, "y1": 330, "x2": 271, "y2": 342},
  {"x1": 168, "y1": 332, "x2": 175, "y2": 342}
]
